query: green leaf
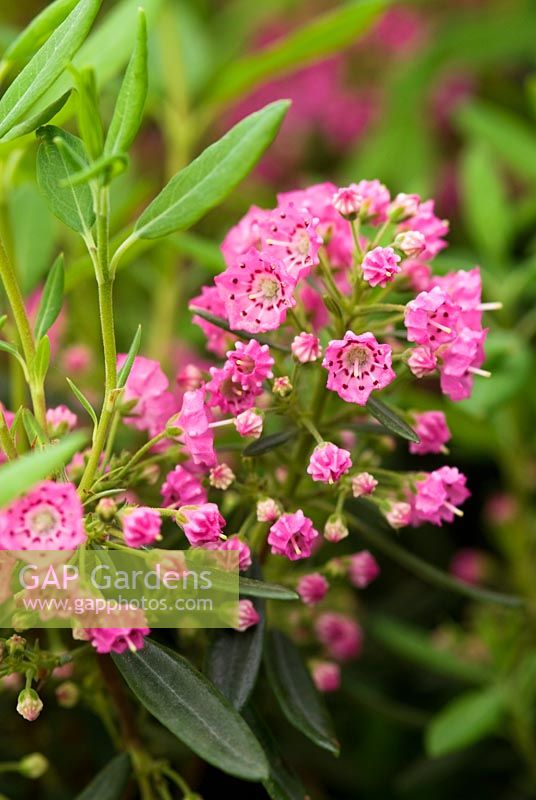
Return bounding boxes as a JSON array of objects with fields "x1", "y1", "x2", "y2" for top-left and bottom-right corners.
[
  {"x1": 366, "y1": 396, "x2": 419, "y2": 443},
  {"x1": 244, "y1": 706, "x2": 309, "y2": 800},
  {"x1": 60, "y1": 152, "x2": 129, "y2": 187},
  {"x1": 104, "y1": 9, "x2": 148, "y2": 156},
  {"x1": 1, "y1": 0, "x2": 79, "y2": 69},
  {"x1": 244, "y1": 429, "x2": 298, "y2": 457},
  {"x1": 0, "y1": 431, "x2": 87, "y2": 506},
  {"x1": 189, "y1": 308, "x2": 289, "y2": 353},
  {"x1": 8, "y1": 184, "x2": 55, "y2": 295},
  {"x1": 70, "y1": 65, "x2": 104, "y2": 159},
  {"x1": 239, "y1": 577, "x2": 298, "y2": 601},
  {"x1": 31, "y1": 335, "x2": 51, "y2": 385},
  {"x1": 66, "y1": 377, "x2": 98, "y2": 430},
  {"x1": 265, "y1": 631, "x2": 339, "y2": 754},
  {"x1": 2, "y1": 89, "x2": 71, "y2": 143},
  {"x1": 75, "y1": 753, "x2": 131, "y2": 800},
  {"x1": 34, "y1": 254, "x2": 65, "y2": 340},
  {"x1": 206, "y1": 0, "x2": 386, "y2": 106},
  {"x1": 117, "y1": 325, "x2": 142, "y2": 389},
  {"x1": 459, "y1": 142, "x2": 512, "y2": 262},
  {"x1": 0, "y1": 0, "x2": 102, "y2": 141},
  {"x1": 36, "y1": 126, "x2": 95, "y2": 235},
  {"x1": 206, "y1": 597, "x2": 264, "y2": 710},
  {"x1": 425, "y1": 687, "x2": 505, "y2": 757},
  {"x1": 0, "y1": 340, "x2": 28, "y2": 378},
  {"x1": 22, "y1": 408, "x2": 48, "y2": 447},
  {"x1": 113, "y1": 640, "x2": 269, "y2": 781},
  {"x1": 134, "y1": 100, "x2": 289, "y2": 239}
]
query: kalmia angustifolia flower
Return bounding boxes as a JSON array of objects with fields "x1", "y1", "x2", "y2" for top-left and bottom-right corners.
[
  {"x1": 0, "y1": 481, "x2": 85, "y2": 550},
  {"x1": 122, "y1": 507, "x2": 162, "y2": 547},
  {"x1": 297, "y1": 573, "x2": 329, "y2": 605},
  {"x1": 180, "y1": 503, "x2": 226, "y2": 546},
  {"x1": 351, "y1": 472, "x2": 378, "y2": 497},
  {"x1": 291, "y1": 332, "x2": 322, "y2": 362},
  {"x1": 323, "y1": 331, "x2": 395, "y2": 405},
  {"x1": 348, "y1": 551, "x2": 380, "y2": 588},
  {"x1": 307, "y1": 442, "x2": 352, "y2": 484},
  {"x1": 311, "y1": 660, "x2": 341, "y2": 692},
  {"x1": 362, "y1": 246, "x2": 401, "y2": 288},
  {"x1": 410, "y1": 411, "x2": 451, "y2": 455},
  {"x1": 234, "y1": 599, "x2": 260, "y2": 632},
  {"x1": 161, "y1": 465, "x2": 207, "y2": 507},
  {"x1": 268, "y1": 511, "x2": 319, "y2": 560}
]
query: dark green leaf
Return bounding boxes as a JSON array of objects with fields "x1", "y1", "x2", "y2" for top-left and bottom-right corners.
[
  {"x1": 244, "y1": 429, "x2": 298, "y2": 457},
  {"x1": 244, "y1": 706, "x2": 309, "y2": 800},
  {"x1": 113, "y1": 640, "x2": 269, "y2": 781},
  {"x1": 425, "y1": 687, "x2": 505, "y2": 757},
  {"x1": 104, "y1": 8, "x2": 147, "y2": 156},
  {"x1": 1, "y1": 0, "x2": 78, "y2": 68},
  {"x1": 36, "y1": 126, "x2": 95, "y2": 234},
  {"x1": 117, "y1": 325, "x2": 142, "y2": 389},
  {"x1": 34, "y1": 254, "x2": 65, "y2": 340},
  {"x1": 189, "y1": 308, "x2": 289, "y2": 352},
  {"x1": 265, "y1": 630, "x2": 339, "y2": 754},
  {"x1": 134, "y1": 100, "x2": 289, "y2": 239},
  {"x1": 0, "y1": 431, "x2": 87, "y2": 506},
  {"x1": 0, "y1": 0, "x2": 102, "y2": 141},
  {"x1": 366, "y1": 396, "x2": 419, "y2": 443},
  {"x1": 207, "y1": 597, "x2": 264, "y2": 710},
  {"x1": 66, "y1": 377, "x2": 98, "y2": 430},
  {"x1": 61, "y1": 152, "x2": 129, "y2": 187},
  {"x1": 239, "y1": 577, "x2": 298, "y2": 601},
  {"x1": 75, "y1": 753, "x2": 131, "y2": 800}
]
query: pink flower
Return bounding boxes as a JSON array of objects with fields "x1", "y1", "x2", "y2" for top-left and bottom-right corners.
[
  {"x1": 176, "y1": 363, "x2": 205, "y2": 393},
  {"x1": 332, "y1": 185, "x2": 362, "y2": 218},
  {"x1": 407, "y1": 346, "x2": 437, "y2": 377},
  {"x1": 315, "y1": 613, "x2": 363, "y2": 661},
  {"x1": 432, "y1": 268, "x2": 483, "y2": 330},
  {"x1": 206, "y1": 365, "x2": 260, "y2": 415},
  {"x1": 118, "y1": 355, "x2": 177, "y2": 437},
  {"x1": 324, "y1": 515, "x2": 349, "y2": 542},
  {"x1": 215, "y1": 249, "x2": 296, "y2": 334},
  {"x1": 268, "y1": 510, "x2": 319, "y2": 560},
  {"x1": 362, "y1": 246, "x2": 401, "y2": 288},
  {"x1": 234, "y1": 599, "x2": 260, "y2": 632},
  {"x1": 307, "y1": 442, "x2": 352, "y2": 484},
  {"x1": 450, "y1": 548, "x2": 488, "y2": 585},
  {"x1": 351, "y1": 179, "x2": 390, "y2": 222},
  {"x1": 402, "y1": 260, "x2": 432, "y2": 292},
  {"x1": 209, "y1": 463, "x2": 235, "y2": 490},
  {"x1": 412, "y1": 466, "x2": 470, "y2": 526},
  {"x1": 257, "y1": 203, "x2": 322, "y2": 280},
  {"x1": 46, "y1": 405, "x2": 77, "y2": 436},
  {"x1": 177, "y1": 388, "x2": 216, "y2": 468},
  {"x1": 0, "y1": 481, "x2": 85, "y2": 550},
  {"x1": 439, "y1": 327, "x2": 488, "y2": 402},
  {"x1": 404, "y1": 286, "x2": 460, "y2": 348},
  {"x1": 161, "y1": 465, "x2": 207, "y2": 508},
  {"x1": 311, "y1": 660, "x2": 340, "y2": 693},
  {"x1": 234, "y1": 408, "x2": 264, "y2": 439},
  {"x1": 291, "y1": 332, "x2": 322, "y2": 363},
  {"x1": 323, "y1": 331, "x2": 395, "y2": 405},
  {"x1": 388, "y1": 192, "x2": 420, "y2": 221},
  {"x1": 62, "y1": 344, "x2": 92, "y2": 374},
  {"x1": 410, "y1": 411, "x2": 451, "y2": 455},
  {"x1": 351, "y1": 472, "x2": 378, "y2": 497},
  {"x1": 181, "y1": 503, "x2": 226, "y2": 545},
  {"x1": 189, "y1": 285, "x2": 234, "y2": 357},
  {"x1": 385, "y1": 501, "x2": 412, "y2": 529},
  {"x1": 84, "y1": 624, "x2": 150, "y2": 654},
  {"x1": 348, "y1": 551, "x2": 380, "y2": 588},
  {"x1": 400, "y1": 199, "x2": 449, "y2": 259},
  {"x1": 123, "y1": 507, "x2": 162, "y2": 548},
  {"x1": 205, "y1": 535, "x2": 251, "y2": 571},
  {"x1": 394, "y1": 230, "x2": 426, "y2": 258},
  {"x1": 17, "y1": 689, "x2": 43, "y2": 721},
  {"x1": 297, "y1": 572, "x2": 329, "y2": 605},
  {"x1": 225, "y1": 340, "x2": 274, "y2": 391},
  {"x1": 256, "y1": 498, "x2": 281, "y2": 522},
  {"x1": 221, "y1": 205, "x2": 266, "y2": 263}
]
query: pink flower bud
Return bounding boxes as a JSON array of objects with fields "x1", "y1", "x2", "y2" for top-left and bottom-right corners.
[
  {"x1": 55, "y1": 681, "x2": 79, "y2": 708},
  {"x1": 351, "y1": 472, "x2": 378, "y2": 497},
  {"x1": 256, "y1": 498, "x2": 281, "y2": 522},
  {"x1": 311, "y1": 660, "x2": 341, "y2": 692},
  {"x1": 307, "y1": 442, "x2": 352, "y2": 484},
  {"x1": 394, "y1": 230, "x2": 426, "y2": 258},
  {"x1": 407, "y1": 346, "x2": 437, "y2": 378},
  {"x1": 272, "y1": 376, "x2": 293, "y2": 396},
  {"x1": 315, "y1": 613, "x2": 363, "y2": 661},
  {"x1": 385, "y1": 502, "x2": 412, "y2": 529},
  {"x1": 96, "y1": 497, "x2": 117, "y2": 521},
  {"x1": 324, "y1": 515, "x2": 349, "y2": 543},
  {"x1": 348, "y1": 551, "x2": 380, "y2": 588},
  {"x1": 180, "y1": 503, "x2": 226, "y2": 545},
  {"x1": 235, "y1": 409, "x2": 264, "y2": 439},
  {"x1": 62, "y1": 344, "x2": 91, "y2": 374},
  {"x1": 234, "y1": 599, "x2": 260, "y2": 632},
  {"x1": 122, "y1": 507, "x2": 162, "y2": 548},
  {"x1": 388, "y1": 192, "x2": 420, "y2": 221},
  {"x1": 46, "y1": 405, "x2": 77, "y2": 436},
  {"x1": 17, "y1": 688, "x2": 43, "y2": 721},
  {"x1": 362, "y1": 246, "x2": 401, "y2": 288},
  {"x1": 297, "y1": 573, "x2": 329, "y2": 605},
  {"x1": 209, "y1": 463, "x2": 235, "y2": 490},
  {"x1": 291, "y1": 332, "x2": 322, "y2": 363},
  {"x1": 332, "y1": 186, "x2": 362, "y2": 218}
]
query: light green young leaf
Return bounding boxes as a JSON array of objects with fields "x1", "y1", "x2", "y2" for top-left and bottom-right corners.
[
  {"x1": 0, "y1": 340, "x2": 28, "y2": 379},
  {"x1": 0, "y1": 0, "x2": 102, "y2": 141},
  {"x1": 31, "y1": 335, "x2": 51, "y2": 385},
  {"x1": 0, "y1": 431, "x2": 87, "y2": 506},
  {"x1": 36, "y1": 126, "x2": 95, "y2": 235},
  {"x1": 1, "y1": 89, "x2": 71, "y2": 143},
  {"x1": 34, "y1": 254, "x2": 65, "y2": 340},
  {"x1": 205, "y1": 0, "x2": 386, "y2": 106},
  {"x1": 75, "y1": 752, "x2": 131, "y2": 800},
  {"x1": 133, "y1": 100, "x2": 289, "y2": 240},
  {"x1": 66, "y1": 377, "x2": 98, "y2": 430},
  {"x1": 113, "y1": 639, "x2": 269, "y2": 781},
  {"x1": 1, "y1": 0, "x2": 78, "y2": 69},
  {"x1": 104, "y1": 9, "x2": 148, "y2": 156},
  {"x1": 22, "y1": 408, "x2": 48, "y2": 447},
  {"x1": 117, "y1": 325, "x2": 142, "y2": 389},
  {"x1": 70, "y1": 65, "x2": 103, "y2": 159},
  {"x1": 425, "y1": 687, "x2": 505, "y2": 757},
  {"x1": 265, "y1": 630, "x2": 339, "y2": 755},
  {"x1": 8, "y1": 184, "x2": 55, "y2": 295}
]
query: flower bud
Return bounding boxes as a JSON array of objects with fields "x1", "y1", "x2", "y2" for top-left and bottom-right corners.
[
  {"x1": 96, "y1": 497, "x2": 117, "y2": 521},
  {"x1": 18, "y1": 753, "x2": 49, "y2": 779},
  {"x1": 55, "y1": 681, "x2": 79, "y2": 708},
  {"x1": 256, "y1": 498, "x2": 281, "y2": 522},
  {"x1": 323, "y1": 514, "x2": 349, "y2": 543},
  {"x1": 311, "y1": 660, "x2": 341, "y2": 693},
  {"x1": 6, "y1": 634, "x2": 26, "y2": 655},
  {"x1": 332, "y1": 186, "x2": 362, "y2": 219},
  {"x1": 388, "y1": 192, "x2": 420, "y2": 222},
  {"x1": 394, "y1": 230, "x2": 426, "y2": 258},
  {"x1": 16, "y1": 688, "x2": 43, "y2": 721},
  {"x1": 385, "y1": 501, "x2": 412, "y2": 529},
  {"x1": 234, "y1": 599, "x2": 260, "y2": 632},
  {"x1": 235, "y1": 409, "x2": 264, "y2": 439},
  {"x1": 209, "y1": 463, "x2": 235, "y2": 490},
  {"x1": 351, "y1": 472, "x2": 378, "y2": 497},
  {"x1": 291, "y1": 332, "x2": 322, "y2": 363},
  {"x1": 272, "y1": 376, "x2": 292, "y2": 397}
]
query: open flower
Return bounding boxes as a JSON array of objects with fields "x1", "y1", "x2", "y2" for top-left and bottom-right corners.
[
  {"x1": 0, "y1": 481, "x2": 85, "y2": 550},
  {"x1": 323, "y1": 331, "x2": 395, "y2": 405},
  {"x1": 268, "y1": 510, "x2": 318, "y2": 560}
]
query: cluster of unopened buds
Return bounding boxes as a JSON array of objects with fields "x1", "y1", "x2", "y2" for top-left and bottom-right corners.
[{"x1": 0, "y1": 178, "x2": 500, "y2": 709}]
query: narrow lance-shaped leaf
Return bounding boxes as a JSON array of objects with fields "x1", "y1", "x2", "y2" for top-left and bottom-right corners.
[
  {"x1": 22, "y1": 409, "x2": 48, "y2": 448},
  {"x1": 34, "y1": 254, "x2": 64, "y2": 340},
  {"x1": 265, "y1": 630, "x2": 339, "y2": 755},
  {"x1": 75, "y1": 752, "x2": 131, "y2": 800},
  {"x1": 133, "y1": 100, "x2": 289, "y2": 240},
  {"x1": 366, "y1": 396, "x2": 419, "y2": 443},
  {"x1": 61, "y1": 152, "x2": 129, "y2": 188},
  {"x1": 117, "y1": 325, "x2": 142, "y2": 389},
  {"x1": 31, "y1": 335, "x2": 51, "y2": 385},
  {"x1": 244, "y1": 429, "x2": 299, "y2": 457},
  {"x1": 66, "y1": 378, "x2": 98, "y2": 431},
  {"x1": 36, "y1": 126, "x2": 96, "y2": 235},
  {"x1": 0, "y1": 431, "x2": 87, "y2": 506},
  {"x1": 70, "y1": 65, "x2": 104, "y2": 159},
  {"x1": 425, "y1": 687, "x2": 505, "y2": 757},
  {"x1": 238, "y1": 576, "x2": 298, "y2": 601},
  {"x1": 104, "y1": 9, "x2": 148, "y2": 156},
  {"x1": 0, "y1": 340, "x2": 29, "y2": 379},
  {"x1": 113, "y1": 640, "x2": 269, "y2": 781},
  {"x1": 1, "y1": 0, "x2": 78, "y2": 69},
  {"x1": 3, "y1": 90, "x2": 72, "y2": 143},
  {"x1": 0, "y1": 0, "x2": 102, "y2": 141}
]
